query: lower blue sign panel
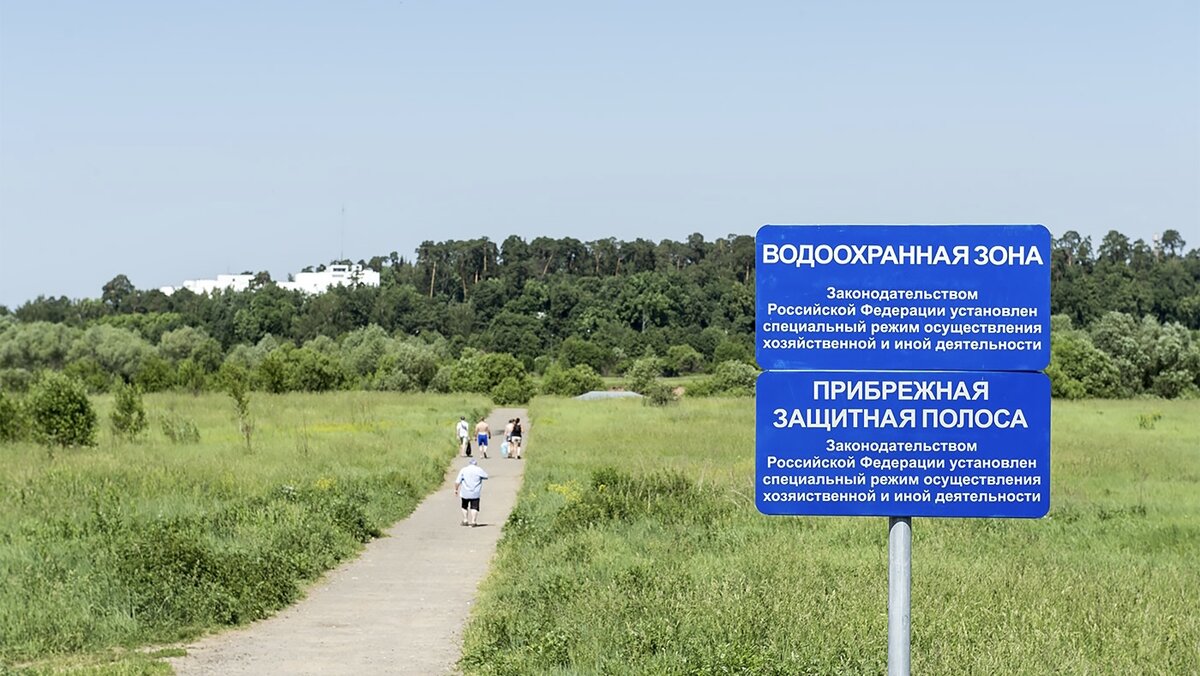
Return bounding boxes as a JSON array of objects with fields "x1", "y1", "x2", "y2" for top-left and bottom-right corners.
[{"x1": 756, "y1": 370, "x2": 1050, "y2": 518}]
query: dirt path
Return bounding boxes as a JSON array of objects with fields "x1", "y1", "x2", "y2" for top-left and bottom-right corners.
[{"x1": 169, "y1": 407, "x2": 529, "y2": 676}]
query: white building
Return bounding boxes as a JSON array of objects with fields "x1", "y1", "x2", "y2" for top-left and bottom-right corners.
[
  {"x1": 159, "y1": 264, "x2": 379, "y2": 296},
  {"x1": 160, "y1": 274, "x2": 254, "y2": 296},
  {"x1": 278, "y1": 264, "x2": 380, "y2": 294}
]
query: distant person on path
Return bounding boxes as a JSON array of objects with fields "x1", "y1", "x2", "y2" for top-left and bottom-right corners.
[
  {"x1": 454, "y1": 458, "x2": 489, "y2": 527},
  {"x1": 511, "y1": 417, "x2": 524, "y2": 460},
  {"x1": 475, "y1": 417, "x2": 491, "y2": 459},
  {"x1": 455, "y1": 416, "x2": 469, "y2": 456}
]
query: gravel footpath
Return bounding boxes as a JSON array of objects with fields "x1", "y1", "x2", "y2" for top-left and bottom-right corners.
[{"x1": 168, "y1": 407, "x2": 528, "y2": 675}]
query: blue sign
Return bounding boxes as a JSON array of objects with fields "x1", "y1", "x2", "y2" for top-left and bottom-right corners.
[
  {"x1": 755, "y1": 225, "x2": 1051, "y2": 372},
  {"x1": 755, "y1": 370, "x2": 1050, "y2": 518}
]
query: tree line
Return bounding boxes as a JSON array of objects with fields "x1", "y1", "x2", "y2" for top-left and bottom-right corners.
[{"x1": 0, "y1": 230, "x2": 1197, "y2": 402}]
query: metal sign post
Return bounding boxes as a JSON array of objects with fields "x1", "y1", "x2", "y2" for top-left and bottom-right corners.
[{"x1": 888, "y1": 517, "x2": 912, "y2": 676}]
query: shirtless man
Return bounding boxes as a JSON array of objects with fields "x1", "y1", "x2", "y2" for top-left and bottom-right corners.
[
  {"x1": 503, "y1": 419, "x2": 515, "y2": 459},
  {"x1": 475, "y1": 417, "x2": 491, "y2": 459}
]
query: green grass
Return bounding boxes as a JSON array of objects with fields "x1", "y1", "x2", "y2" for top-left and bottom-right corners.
[
  {"x1": 460, "y1": 397, "x2": 1200, "y2": 675},
  {"x1": 0, "y1": 391, "x2": 488, "y2": 673}
]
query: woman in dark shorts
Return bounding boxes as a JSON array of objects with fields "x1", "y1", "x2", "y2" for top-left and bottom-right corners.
[{"x1": 510, "y1": 417, "x2": 523, "y2": 460}]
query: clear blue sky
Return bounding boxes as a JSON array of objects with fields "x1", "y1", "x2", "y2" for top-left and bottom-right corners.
[{"x1": 1, "y1": 1, "x2": 1197, "y2": 307}]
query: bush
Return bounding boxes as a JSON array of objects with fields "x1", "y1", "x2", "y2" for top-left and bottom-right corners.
[
  {"x1": 664, "y1": 344, "x2": 704, "y2": 376},
  {"x1": 1047, "y1": 330, "x2": 1121, "y2": 399},
  {"x1": 370, "y1": 367, "x2": 418, "y2": 392},
  {"x1": 427, "y1": 365, "x2": 454, "y2": 393},
  {"x1": 226, "y1": 369, "x2": 254, "y2": 453},
  {"x1": 339, "y1": 324, "x2": 391, "y2": 378},
  {"x1": 558, "y1": 336, "x2": 616, "y2": 374},
  {"x1": 451, "y1": 351, "x2": 527, "y2": 394},
  {"x1": 27, "y1": 372, "x2": 97, "y2": 447},
  {"x1": 160, "y1": 411, "x2": 201, "y2": 444},
  {"x1": 0, "y1": 367, "x2": 34, "y2": 393},
  {"x1": 256, "y1": 346, "x2": 293, "y2": 393},
  {"x1": 62, "y1": 356, "x2": 112, "y2": 394},
  {"x1": 712, "y1": 337, "x2": 752, "y2": 365},
  {"x1": 176, "y1": 358, "x2": 208, "y2": 394},
  {"x1": 642, "y1": 381, "x2": 676, "y2": 406},
  {"x1": 688, "y1": 361, "x2": 758, "y2": 397},
  {"x1": 0, "y1": 391, "x2": 28, "y2": 442},
  {"x1": 491, "y1": 375, "x2": 536, "y2": 406},
  {"x1": 532, "y1": 355, "x2": 554, "y2": 376},
  {"x1": 133, "y1": 354, "x2": 175, "y2": 392},
  {"x1": 110, "y1": 382, "x2": 148, "y2": 441},
  {"x1": 287, "y1": 347, "x2": 346, "y2": 392},
  {"x1": 378, "y1": 341, "x2": 439, "y2": 391},
  {"x1": 625, "y1": 356, "x2": 663, "y2": 395},
  {"x1": 541, "y1": 364, "x2": 604, "y2": 397}
]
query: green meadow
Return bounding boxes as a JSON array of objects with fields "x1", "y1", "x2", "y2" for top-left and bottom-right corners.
[
  {"x1": 0, "y1": 391, "x2": 489, "y2": 673},
  {"x1": 1, "y1": 394, "x2": 1197, "y2": 674},
  {"x1": 461, "y1": 397, "x2": 1200, "y2": 675}
]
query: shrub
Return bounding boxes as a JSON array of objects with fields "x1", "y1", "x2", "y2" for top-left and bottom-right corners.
[
  {"x1": 491, "y1": 375, "x2": 536, "y2": 406},
  {"x1": 688, "y1": 360, "x2": 758, "y2": 397},
  {"x1": 62, "y1": 356, "x2": 112, "y2": 394},
  {"x1": 379, "y1": 341, "x2": 439, "y2": 390},
  {"x1": 0, "y1": 367, "x2": 34, "y2": 393},
  {"x1": 541, "y1": 364, "x2": 604, "y2": 397},
  {"x1": 110, "y1": 382, "x2": 148, "y2": 441},
  {"x1": 451, "y1": 351, "x2": 526, "y2": 394},
  {"x1": 427, "y1": 365, "x2": 454, "y2": 393},
  {"x1": 664, "y1": 344, "x2": 704, "y2": 376},
  {"x1": 0, "y1": 391, "x2": 28, "y2": 442},
  {"x1": 370, "y1": 367, "x2": 418, "y2": 392},
  {"x1": 712, "y1": 337, "x2": 752, "y2": 365},
  {"x1": 256, "y1": 346, "x2": 293, "y2": 393},
  {"x1": 160, "y1": 411, "x2": 201, "y2": 444},
  {"x1": 287, "y1": 347, "x2": 346, "y2": 392},
  {"x1": 27, "y1": 372, "x2": 97, "y2": 447},
  {"x1": 552, "y1": 467, "x2": 730, "y2": 532},
  {"x1": 176, "y1": 358, "x2": 208, "y2": 395},
  {"x1": 226, "y1": 369, "x2": 254, "y2": 453},
  {"x1": 158, "y1": 326, "x2": 222, "y2": 371},
  {"x1": 532, "y1": 355, "x2": 554, "y2": 376},
  {"x1": 133, "y1": 354, "x2": 175, "y2": 392},
  {"x1": 625, "y1": 356, "x2": 663, "y2": 395},
  {"x1": 558, "y1": 336, "x2": 616, "y2": 374},
  {"x1": 339, "y1": 324, "x2": 391, "y2": 378},
  {"x1": 1047, "y1": 330, "x2": 1121, "y2": 399},
  {"x1": 642, "y1": 381, "x2": 676, "y2": 406}
]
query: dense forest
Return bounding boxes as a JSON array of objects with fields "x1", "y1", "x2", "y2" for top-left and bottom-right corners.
[{"x1": 0, "y1": 229, "x2": 1197, "y2": 406}]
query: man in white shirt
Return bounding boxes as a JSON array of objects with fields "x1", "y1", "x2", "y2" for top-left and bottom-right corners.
[
  {"x1": 455, "y1": 416, "x2": 469, "y2": 456},
  {"x1": 454, "y1": 458, "x2": 489, "y2": 527}
]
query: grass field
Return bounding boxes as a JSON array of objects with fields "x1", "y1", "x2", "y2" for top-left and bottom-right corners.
[
  {"x1": 0, "y1": 391, "x2": 488, "y2": 674},
  {"x1": 460, "y1": 397, "x2": 1200, "y2": 675},
  {"x1": 2, "y1": 393, "x2": 1196, "y2": 674}
]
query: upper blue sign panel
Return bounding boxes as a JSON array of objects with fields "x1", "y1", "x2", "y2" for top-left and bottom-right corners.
[{"x1": 756, "y1": 225, "x2": 1051, "y2": 372}]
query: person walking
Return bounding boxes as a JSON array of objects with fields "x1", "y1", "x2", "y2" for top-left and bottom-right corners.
[
  {"x1": 511, "y1": 417, "x2": 524, "y2": 460},
  {"x1": 454, "y1": 458, "x2": 489, "y2": 527},
  {"x1": 503, "y1": 419, "x2": 515, "y2": 458},
  {"x1": 474, "y1": 417, "x2": 491, "y2": 458},
  {"x1": 455, "y1": 416, "x2": 469, "y2": 456}
]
